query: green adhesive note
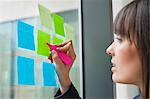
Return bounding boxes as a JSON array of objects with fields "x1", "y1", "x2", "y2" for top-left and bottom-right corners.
[
  {"x1": 37, "y1": 30, "x2": 50, "y2": 56},
  {"x1": 53, "y1": 36, "x2": 63, "y2": 44},
  {"x1": 52, "y1": 14, "x2": 65, "y2": 37},
  {"x1": 38, "y1": 4, "x2": 53, "y2": 30}
]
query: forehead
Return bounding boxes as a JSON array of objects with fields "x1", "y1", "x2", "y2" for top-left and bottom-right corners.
[
  {"x1": 113, "y1": 35, "x2": 137, "y2": 50},
  {"x1": 113, "y1": 34, "x2": 120, "y2": 38},
  {"x1": 113, "y1": 2, "x2": 137, "y2": 42}
]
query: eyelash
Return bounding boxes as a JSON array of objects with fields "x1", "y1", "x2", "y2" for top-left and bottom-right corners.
[
  {"x1": 114, "y1": 37, "x2": 123, "y2": 43},
  {"x1": 117, "y1": 38, "x2": 122, "y2": 42}
]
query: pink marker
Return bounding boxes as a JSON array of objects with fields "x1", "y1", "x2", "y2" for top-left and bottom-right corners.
[{"x1": 47, "y1": 43, "x2": 73, "y2": 66}]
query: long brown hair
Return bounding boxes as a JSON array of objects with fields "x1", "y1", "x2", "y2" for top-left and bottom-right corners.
[{"x1": 113, "y1": 0, "x2": 149, "y2": 98}]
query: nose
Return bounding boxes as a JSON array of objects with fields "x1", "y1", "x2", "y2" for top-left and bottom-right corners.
[{"x1": 106, "y1": 43, "x2": 114, "y2": 56}]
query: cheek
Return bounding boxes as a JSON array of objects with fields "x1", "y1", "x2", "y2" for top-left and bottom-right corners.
[
  {"x1": 117, "y1": 46, "x2": 136, "y2": 66},
  {"x1": 112, "y1": 44, "x2": 142, "y2": 84}
]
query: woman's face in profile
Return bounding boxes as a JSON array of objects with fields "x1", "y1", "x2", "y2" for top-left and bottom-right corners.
[{"x1": 106, "y1": 34, "x2": 142, "y2": 85}]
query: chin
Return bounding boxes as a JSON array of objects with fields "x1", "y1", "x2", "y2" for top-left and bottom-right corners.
[
  {"x1": 112, "y1": 78, "x2": 125, "y2": 84},
  {"x1": 112, "y1": 74, "x2": 117, "y2": 82},
  {"x1": 112, "y1": 75, "x2": 132, "y2": 84},
  {"x1": 112, "y1": 74, "x2": 126, "y2": 83},
  {"x1": 112, "y1": 76, "x2": 118, "y2": 83}
]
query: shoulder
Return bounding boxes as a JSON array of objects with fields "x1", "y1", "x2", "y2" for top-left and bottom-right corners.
[{"x1": 133, "y1": 94, "x2": 141, "y2": 99}]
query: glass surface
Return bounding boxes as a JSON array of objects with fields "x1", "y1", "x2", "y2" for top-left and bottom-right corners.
[{"x1": 0, "y1": 1, "x2": 82, "y2": 99}]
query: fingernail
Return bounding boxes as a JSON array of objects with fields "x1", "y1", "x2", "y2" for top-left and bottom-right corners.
[{"x1": 56, "y1": 47, "x2": 59, "y2": 50}]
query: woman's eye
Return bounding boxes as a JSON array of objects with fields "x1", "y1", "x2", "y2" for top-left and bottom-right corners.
[
  {"x1": 116, "y1": 38, "x2": 122, "y2": 42},
  {"x1": 114, "y1": 37, "x2": 123, "y2": 43}
]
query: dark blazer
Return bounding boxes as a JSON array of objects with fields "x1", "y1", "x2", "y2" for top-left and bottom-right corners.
[
  {"x1": 54, "y1": 83, "x2": 81, "y2": 99},
  {"x1": 133, "y1": 94, "x2": 141, "y2": 99}
]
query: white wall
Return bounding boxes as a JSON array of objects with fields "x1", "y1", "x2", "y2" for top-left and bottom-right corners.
[
  {"x1": 0, "y1": 0, "x2": 80, "y2": 23},
  {"x1": 112, "y1": 0, "x2": 132, "y2": 19}
]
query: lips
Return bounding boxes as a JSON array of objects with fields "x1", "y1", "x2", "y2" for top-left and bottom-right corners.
[
  {"x1": 111, "y1": 60, "x2": 116, "y2": 67},
  {"x1": 111, "y1": 63, "x2": 116, "y2": 67},
  {"x1": 111, "y1": 60, "x2": 117, "y2": 72}
]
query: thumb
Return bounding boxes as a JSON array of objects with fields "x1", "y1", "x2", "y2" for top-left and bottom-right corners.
[{"x1": 51, "y1": 50, "x2": 65, "y2": 69}]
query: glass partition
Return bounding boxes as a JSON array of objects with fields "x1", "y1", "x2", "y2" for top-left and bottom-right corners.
[{"x1": 0, "y1": 0, "x2": 83, "y2": 99}]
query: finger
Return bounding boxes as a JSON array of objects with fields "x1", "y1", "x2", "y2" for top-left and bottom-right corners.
[
  {"x1": 59, "y1": 40, "x2": 76, "y2": 61},
  {"x1": 51, "y1": 50, "x2": 65, "y2": 69},
  {"x1": 57, "y1": 42, "x2": 72, "y2": 52},
  {"x1": 67, "y1": 41, "x2": 76, "y2": 61},
  {"x1": 57, "y1": 40, "x2": 72, "y2": 47},
  {"x1": 68, "y1": 48, "x2": 76, "y2": 61}
]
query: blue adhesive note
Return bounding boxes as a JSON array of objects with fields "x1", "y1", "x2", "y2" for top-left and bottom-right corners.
[
  {"x1": 17, "y1": 56, "x2": 35, "y2": 85},
  {"x1": 18, "y1": 20, "x2": 35, "y2": 50},
  {"x1": 43, "y1": 62, "x2": 57, "y2": 86}
]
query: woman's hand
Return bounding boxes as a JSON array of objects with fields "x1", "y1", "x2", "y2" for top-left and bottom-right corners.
[{"x1": 50, "y1": 40, "x2": 76, "y2": 94}]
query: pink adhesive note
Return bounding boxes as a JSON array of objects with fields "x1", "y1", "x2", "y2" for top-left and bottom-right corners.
[{"x1": 47, "y1": 43, "x2": 73, "y2": 66}]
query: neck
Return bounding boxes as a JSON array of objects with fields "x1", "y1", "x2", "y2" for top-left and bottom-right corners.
[{"x1": 137, "y1": 81, "x2": 143, "y2": 95}]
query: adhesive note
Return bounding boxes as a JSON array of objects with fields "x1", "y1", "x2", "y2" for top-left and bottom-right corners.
[
  {"x1": 64, "y1": 24, "x2": 75, "y2": 43},
  {"x1": 38, "y1": 4, "x2": 53, "y2": 30},
  {"x1": 17, "y1": 56, "x2": 35, "y2": 85},
  {"x1": 18, "y1": 20, "x2": 35, "y2": 50},
  {"x1": 52, "y1": 14, "x2": 65, "y2": 37},
  {"x1": 37, "y1": 30, "x2": 50, "y2": 56},
  {"x1": 43, "y1": 62, "x2": 57, "y2": 86},
  {"x1": 53, "y1": 36, "x2": 63, "y2": 44}
]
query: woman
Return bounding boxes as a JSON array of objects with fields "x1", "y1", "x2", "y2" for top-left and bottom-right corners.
[{"x1": 50, "y1": 0, "x2": 149, "y2": 98}]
